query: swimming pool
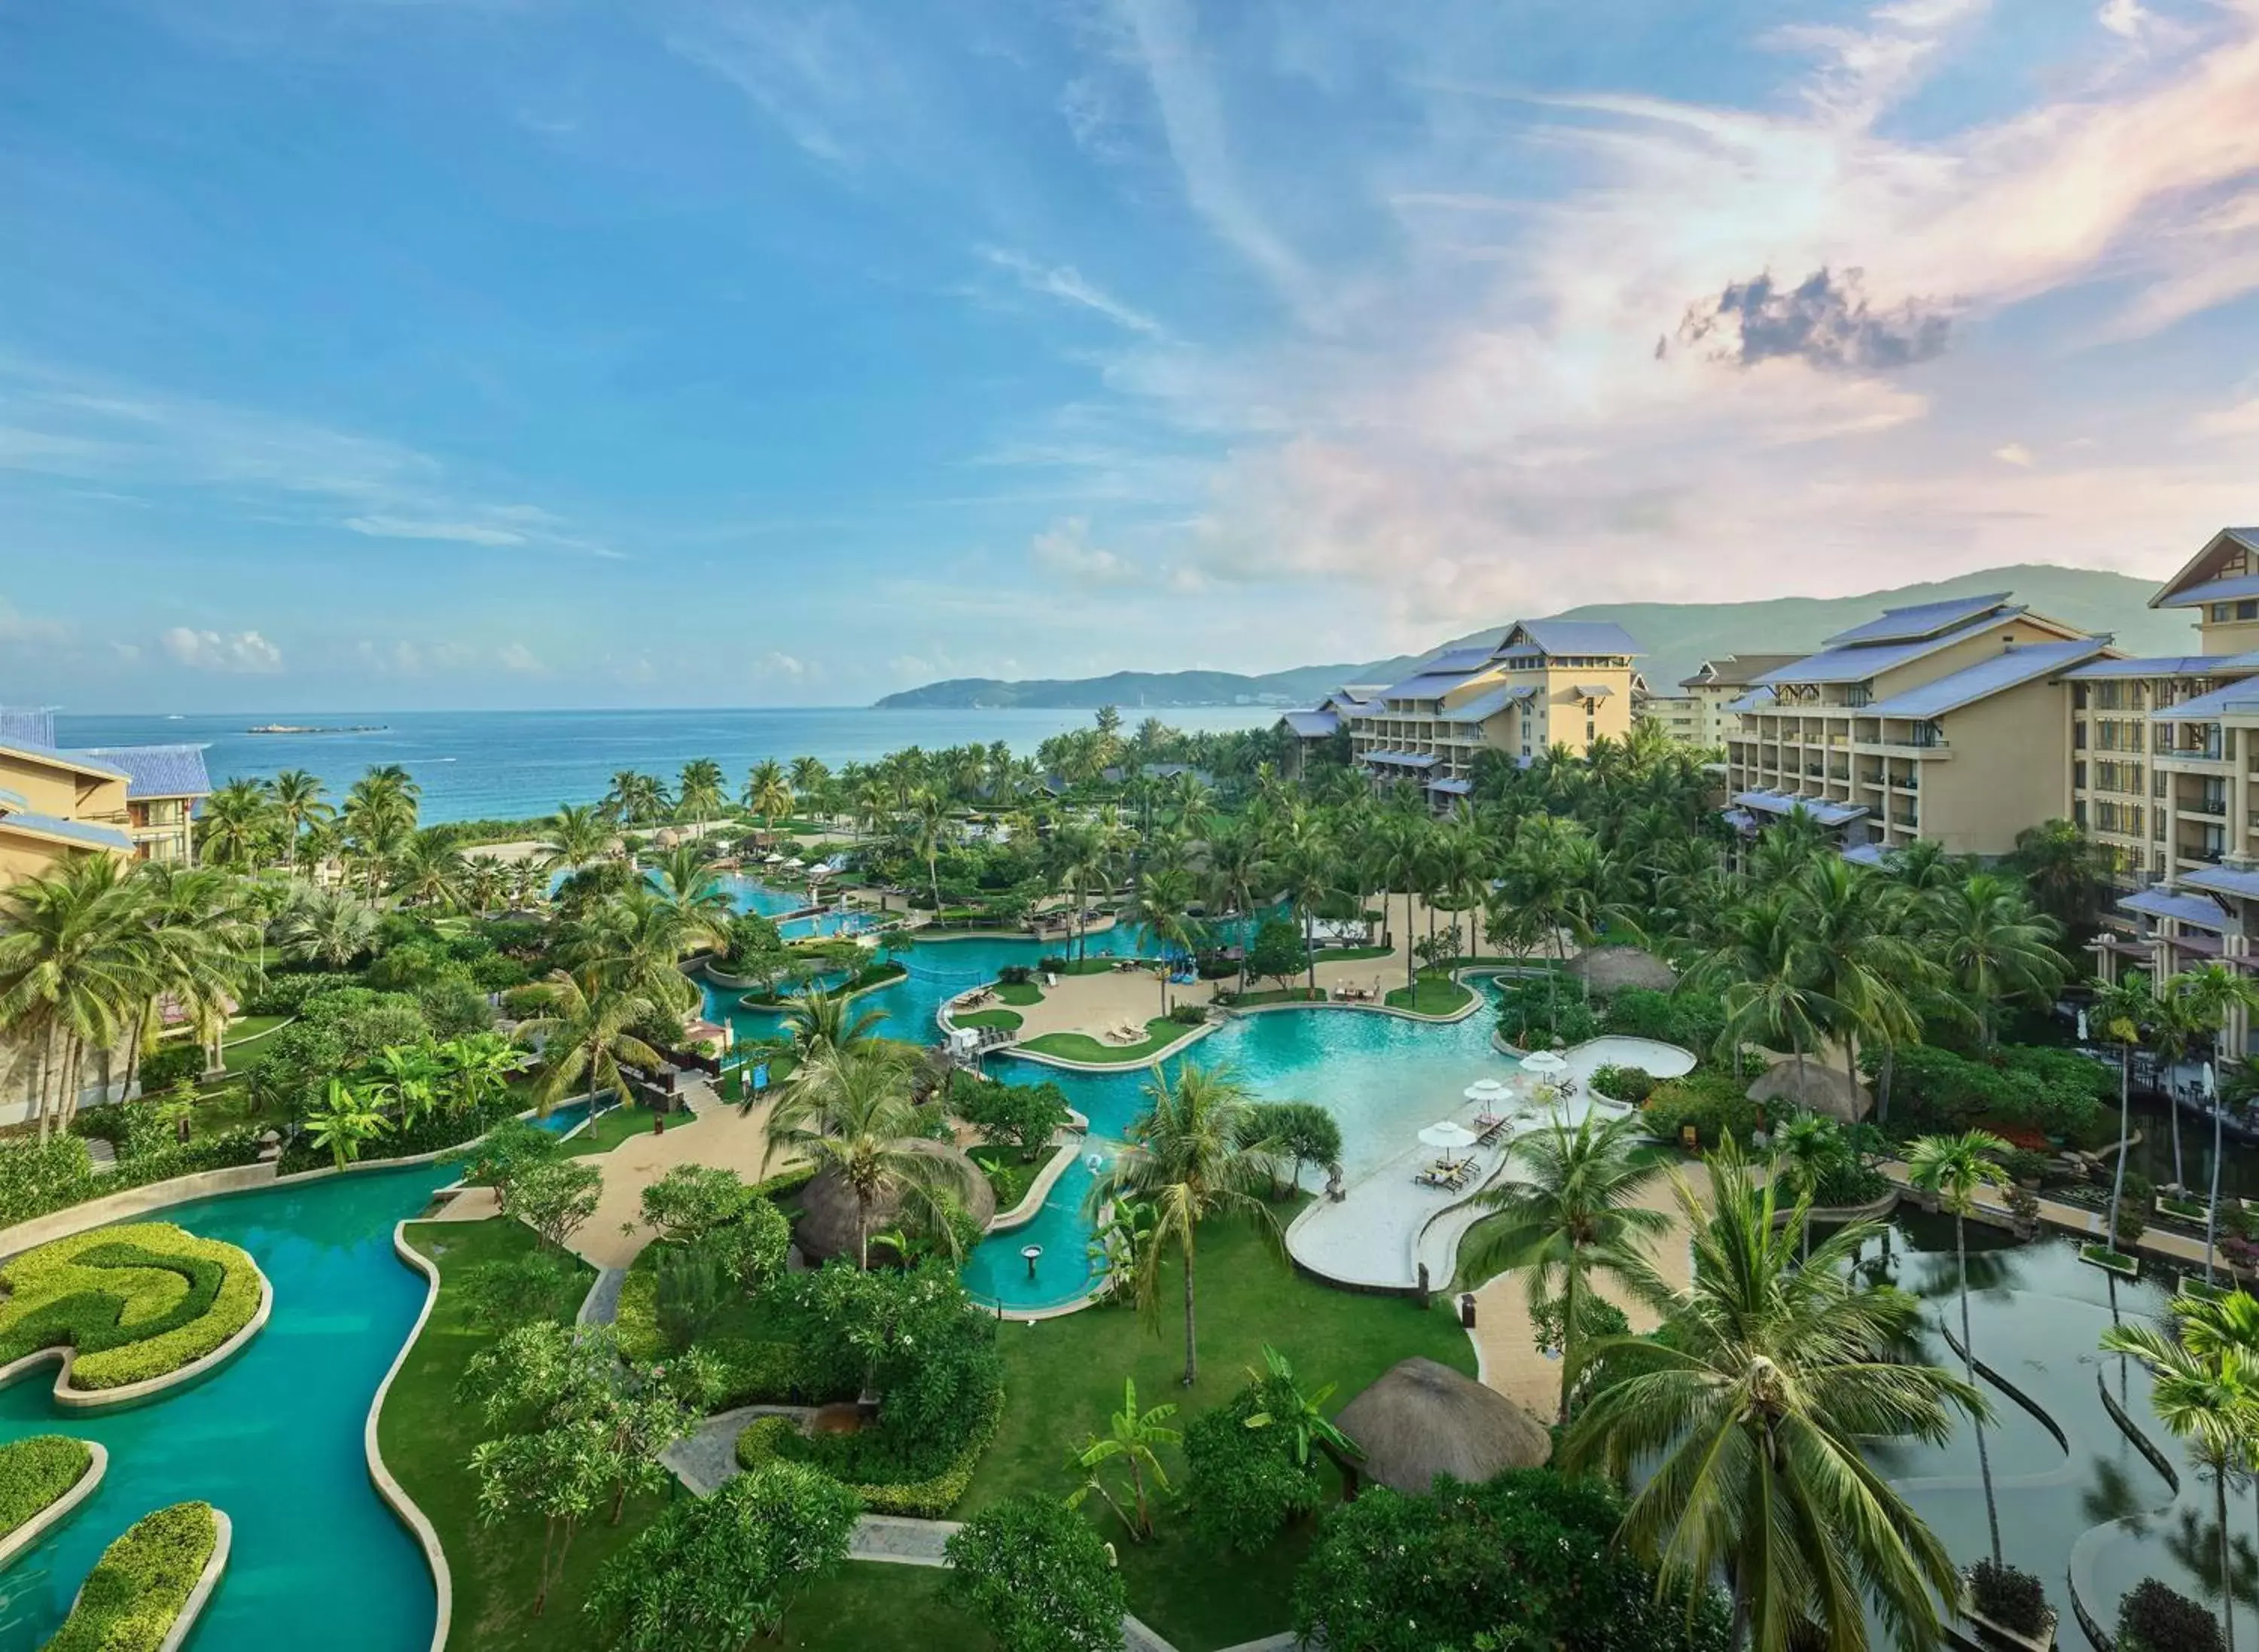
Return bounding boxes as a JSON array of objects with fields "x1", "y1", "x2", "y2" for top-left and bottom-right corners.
[{"x1": 0, "y1": 1166, "x2": 452, "y2": 1651}]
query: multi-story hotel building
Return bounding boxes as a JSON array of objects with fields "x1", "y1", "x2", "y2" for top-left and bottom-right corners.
[
  {"x1": 1671, "y1": 655, "x2": 1804, "y2": 751},
  {"x1": 1282, "y1": 621, "x2": 1643, "y2": 807},
  {"x1": 1721, "y1": 596, "x2": 2108, "y2": 860},
  {"x1": 0, "y1": 709, "x2": 210, "y2": 887}
]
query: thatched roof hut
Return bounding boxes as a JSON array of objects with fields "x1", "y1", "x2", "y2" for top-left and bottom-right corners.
[
  {"x1": 1575, "y1": 944, "x2": 1678, "y2": 996},
  {"x1": 1332, "y1": 1358, "x2": 1550, "y2": 1496},
  {"x1": 1746, "y1": 1058, "x2": 1872, "y2": 1124},
  {"x1": 791, "y1": 1139, "x2": 997, "y2": 1264}
]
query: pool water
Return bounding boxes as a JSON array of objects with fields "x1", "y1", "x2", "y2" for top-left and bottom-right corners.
[{"x1": 0, "y1": 1165, "x2": 452, "y2": 1652}]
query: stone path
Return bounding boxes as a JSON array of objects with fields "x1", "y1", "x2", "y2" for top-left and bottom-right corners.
[
  {"x1": 1880, "y1": 1160, "x2": 2237, "y2": 1273},
  {"x1": 577, "y1": 1266, "x2": 625, "y2": 1327},
  {"x1": 850, "y1": 1514, "x2": 959, "y2": 1567},
  {"x1": 660, "y1": 1403, "x2": 816, "y2": 1496}
]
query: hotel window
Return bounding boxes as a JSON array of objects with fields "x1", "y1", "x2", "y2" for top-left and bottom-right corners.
[
  {"x1": 2075, "y1": 761, "x2": 2087, "y2": 790},
  {"x1": 2243, "y1": 601, "x2": 2259, "y2": 620},
  {"x1": 2216, "y1": 604, "x2": 2234, "y2": 622}
]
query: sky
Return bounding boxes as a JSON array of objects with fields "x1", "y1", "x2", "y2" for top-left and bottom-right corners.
[{"x1": 4, "y1": 0, "x2": 2258, "y2": 712}]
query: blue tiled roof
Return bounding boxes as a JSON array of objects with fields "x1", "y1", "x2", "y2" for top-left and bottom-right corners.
[
  {"x1": 1419, "y1": 646, "x2": 1504, "y2": 674},
  {"x1": 1381, "y1": 669, "x2": 1490, "y2": 701},
  {"x1": 1505, "y1": 620, "x2": 1643, "y2": 658},
  {"x1": 0, "y1": 739, "x2": 127, "y2": 780},
  {"x1": 2158, "y1": 569, "x2": 2259, "y2": 610},
  {"x1": 1840, "y1": 843, "x2": 1889, "y2": 866},
  {"x1": 1427, "y1": 776, "x2": 1473, "y2": 796},
  {"x1": 1733, "y1": 790, "x2": 1869, "y2": 827},
  {"x1": 2120, "y1": 887, "x2": 2232, "y2": 928},
  {"x1": 1861, "y1": 639, "x2": 2105, "y2": 718},
  {"x1": 1723, "y1": 687, "x2": 1778, "y2": 714},
  {"x1": 2149, "y1": 678, "x2": 2259, "y2": 721},
  {"x1": 1362, "y1": 750, "x2": 1440, "y2": 769},
  {"x1": 1280, "y1": 709, "x2": 1340, "y2": 737},
  {"x1": 71, "y1": 743, "x2": 212, "y2": 798},
  {"x1": 2059, "y1": 655, "x2": 2233, "y2": 680},
  {"x1": 1439, "y1": 685, "x2": 1535, "y2": 723},
  {"x1": 1754, "y1": 612, "x2": 2011, "y2": 687},
  {"x1": 2179, "y1": 864, "x2": 2259, "y2": 901},
  {"x1": 1822, "y1": 593, "x2": 2012, "y2": 648},
  {"x1": 0, "y1": 808, "x2": 133, "y2": 852}
]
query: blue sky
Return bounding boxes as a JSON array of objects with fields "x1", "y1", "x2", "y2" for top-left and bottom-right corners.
[{"x1": 4, "y1": 0, "x2": 2257, "y2": 712}]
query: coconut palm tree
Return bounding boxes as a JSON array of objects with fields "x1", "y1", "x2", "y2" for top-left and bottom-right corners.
[
  {"x1": 775, "y1": 986, "x2": 889, "y2": 1057},
  {"x1": 1770, "y1": 1109, "x2": 1848, "y2": 1261},
  {"x1": 788, "y1": 755, "x2": 831, "y2": 811},
  {"x1": 1461, "y1": 1109, "x2": 1670, "y2": 1422},
  {"x1": 275, "y1": 884, "x2": 380, "y2": 968},
  {"x1": 304, "y1": 1076, "x2": 391, "y2": 1170},
  {"x1": 1272, "y1": 831, "x2": 1338, "y2": 998},
  {"x1": 462, "y1": 854, "x2": 510, "y2": 916},
  {"x1": 742, "y1": 760, "x2": 794, "y2": 840},
  {"x1": 2095, "y1": 971, "x2": 2162, "y2": 1251},
  {"x1": 1683, "y1": 889, "x2": 1836, "y2": 1088},
  {"x1": 1086, "y1": 1064, "x2": 1282, "y2": 1386},
  {"x1": 648, "y1": 843, "x2": 734, "y2": 951},
  {"x1": 2181, "y1": 965, "x2": 2259, "y2": 1281},
  {"x1": 0, "y1": 856, "x2": 149, "y2": 1138},
  {"x1": 2010, "y1": 816, "x2": 2104, "y2": 930},
  {"x1": 539, "y1": 802, "x2": 613, "y2": 871},
  {"x1": 512, "y1": 968, "x2": 663, "y2": 1116},
  {"x1": 764, "y1": 1044, "x2": 977, "y2": 1269},
  {"x1": 342, "y1": 767, "x2": 420, "y2": 894},
  {"x1": 1789, "y1": 857, "x2": 1924, "y2": 1099},
  {"x1": 1906, "y1": 1129, "x2": 2014, "y2": 1567},
  {"x1": 128, "y1": 863, "x2": 258, "y2": 1096},
  {"x1": 1924, "y1": 872, "x2": 2070, "y2": 1052},
  {"x1": 555, "y1": 891, "x2": 700, "y2": 1016},
  {"x1": 675, "y1": 758, "x2": 726, "y2": 834},
  {"x1": 1047, "y1": 821, "x2": 1110, "y2": 965},
  {"x1": 2102, "y1": 1316, "x2": 2257, "y2": 1652},
  {"x1": 197, "y1": 778, "x2": 274, "y2": 871},
  {"x1": 1376, "y1": 813, "x2": 1429, "y2": 993},
  {"x1": 602, "y1": 770, "x2": 669, "y2": 826},
  {"x1": 391, "y1": 829, "x2": 469, "y2": 910},
  {"x1": 1128, "y1": 867, "x2": 1200, "y2": 1015},
  {"x1": 1562, "y1": 1144, "x2": 1984, "y2": 1651},
  {"x1": 270, "y1": 768, "x2": 331, "y2": 862}
]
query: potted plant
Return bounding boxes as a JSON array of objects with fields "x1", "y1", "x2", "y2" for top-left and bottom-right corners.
[
  {"x1": 1956, "y1": 1559, "x2": 2056, "y2": 1651},
  {"x1": 2005, "y1": 1184, "x2": 2042, "y2": 1242}
]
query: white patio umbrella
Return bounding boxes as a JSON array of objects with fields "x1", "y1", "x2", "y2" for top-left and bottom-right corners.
[
  {"x1": 1519, "y1": 1050, "x2": 1569, "y2": 1077},
  {"x1": 1463, "y1": 1079, "x2": 1508, "y2": 1103},
  {"x1": 1419, "y1": 1120, "x2": 1480, "y2": 1150}
]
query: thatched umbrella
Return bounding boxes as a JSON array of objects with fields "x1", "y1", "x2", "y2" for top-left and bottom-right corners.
[
  {"x1": 1746, "y1": 1058, "x2": 1872, "y2": 1124},
  {"x1": 791, "y1": 1138, "x2": 997, "y2": 1265},
  {"x1": 1331, "y1": 1357, "x2": 1550, "y2": 1497},
  {"x1": 1574, "y1": 943, "x2": 1678, "y2": 996}
]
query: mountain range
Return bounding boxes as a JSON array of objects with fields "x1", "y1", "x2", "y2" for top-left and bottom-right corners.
[{"x1": 873, "y1": 565, "x2": 2188, "y2": 711}]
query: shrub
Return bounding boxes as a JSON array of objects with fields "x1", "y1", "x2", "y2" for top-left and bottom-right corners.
[
  {"x1": 1245, "y1": 918, "x2": 1311, "y2": 989},
  {"x1": 654, "y1": 1243, "x2": 727, "y2": 1352},
  {"x1": 1965, "y1": 1559, "x2": 2051, "y2": 1636},
  {"x1": 2117, "y1": 1577, "x2": 2225, "y2": 1652},
  {"x1": 1183, "y1": 1385, "x2": 1322, "y2": 1550},
  {"x1": 0, "y1": 1136, "x2": 101, "y2": 1229},
  {"x1": 1294, "y1": 1469, "x2": 1730, "y2": 1652},
  {"x1": 1038, "y1": 955, "x2": 1070, "y2": 974},
  {"x1": 1243, "y1": 1102, "x2": 1343, "y2": 1192},
  {"x1": 1639, "y1": 1069, "x2": 1760, "y2": 1148},
  {"x1": 136, "y1": 1044, "x2": 206, "y2": 1095},
  {"x1": 1998, "y1": 1146, "x2": 2053, "y2": 1186},
  {"x1": 1167, "y1": 1003, "x2": 1207, "y2": 1025},
  {"x1": 1599, "y1": 987, "x2": 1724, "y2": 1054},
  {"x1": 1493, "y1": 980, "x2": 1599, "y2": 1049},
  {"x1": 638, "y1": 1164, "x2": 755, "y2": 1244},
  {"x1": 1589, "y1": 1062, "x2": 1657, "y2": 1104},
  {"x1": 44, "y1": 1500, "x2": 218, "y2": 1652},
  {"x1": 585, "y1": 1462, "x2": 859, "y2": 1651},
  {"x1": 0, "y1": 1435, "x2": 93, "y2": 1538},
  {"x1": 0, "y1": 1223, "x2": 264, "y2": 1390},
  {"x1": 949, "y1": 1072, "x2": 1072, "y2": 1159},
  {"x1": 498, "y1": 983, "x2": 550, "y2": 1020},
  {"x1": 997, "y1": 964, "x2": 1034, "y2": 987},
  {"x1": 456, "y1": 1251, "x2": 584, "y2": 1334},
  {"x1": 944, "y1": 1493, "x2": 1129, "y2": 1652}
]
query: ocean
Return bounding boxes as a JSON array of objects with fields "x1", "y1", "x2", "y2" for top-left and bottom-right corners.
[{"x1": 50, "y1": 707, "x2": 1279, "y2": 825}]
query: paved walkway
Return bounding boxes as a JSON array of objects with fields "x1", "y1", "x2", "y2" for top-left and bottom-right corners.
[
  {"x1": 578, "y1": 1266, "x2": 625, "y2": 1327},
  {"x1": 660, "y1": 1403, "x2": 818, "y2": 1495},
  {"x1": 1880, "y1": 1160, "x2": 2236, "y2": 1273}
]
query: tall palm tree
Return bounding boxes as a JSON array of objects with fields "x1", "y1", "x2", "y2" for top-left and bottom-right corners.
[
  {"x1": 602, "y1": 770, "x2": 669, "y2": 826},
  {"x1": 130, "y1": 863, "x2": 257, "y2": 1096},
  {"x1": 2101, "y1": 1317, "x2": 2256, "y2": 1652},
  {"x1": 2180, "y1": 963, "x2": 2259, "y2": 1281},
  {"x1": 1428, "y1": 821, "x2": 1492, "y2": 962},
  {"x1": 391, "y1": 829, "x2": 469, "y2": 910},
  {"x1": 270, "y1": 768, "x2": 331, "y2": 864},
  {"x1": 1048, "y1": 822, "x2": 1110, "y2": 965},
  {"x1": 1770, "y1": 1110, "x2": 1847, "y2": 1260},
  {"x1": 1683, "y1": 890, "x2": 1835, "y2": 1087},
  {"x1": 1790, "y1": 858, "x2": 1925, "y2": 1098},
  {"x1": 1271, "y1": 832, "x2": 1337, "y2": 998},
  {"x1": 743, "y1": 760, "x2": 794, "y2": 840},
  {"x1": 2150, "y1": 975, "x2": 2211, "y2": 1194},
  {"x1": 1376, "y1": 814, "x2": 1429, "y2": 992},
  {"x1": 675, "y1": 758, "x2": 726, "y2": 834},
  {"x1": 1906, "y1": 1129, "x2": 2013, "y2": 1567},
  {"x1": 1085, "y1": 1064, "x2": 1282, "y2": 1385},
  {"x1": 539, "y1": 803, "x2": 614, "y2": 871},
  {"x1": 1201, "y1": 817, "x2": 1270, "y2": 992},
  {"x1": 1923, "y1": 873, "x2": 2069, "y2": 1052},
  {"x1": 788, "y1": 755, "x2": 831, "y2": 810},
  {"x1": 648, "y1": 843, "x2": 734, "y2": 952},
  {"x1": 1562, "y1": 1145, "x2": 1984, "y2": 1651},
  {"x1": 197, "y1": 778, "x2": 275, "y2": 871},
  {"x1": 275, "y1": 884, "x2": 380, "y2": 968},
  {"x1": 1128, "y1": 867, "x2": 1200, "y2": 1014},
  {"x1": 0, "y1": 856, "x2": 149, "y2": 1138},
  {"x1": 904, "y1": 788, "x2": 949, "y2": 912},
  {"x1": 342, "y1": 767, "x2": 420, "y2": 895},
  {"x1": 1459, "y1": 1110, "x2": 1669, "y2": 1422},
  {"x1": 2095, "y1": 971, "x2": 2161, "y2": 1249},
  {"x1": 512, "y1": 968, "x2": 663, "y2": 1115},
  {"x1": 555, "y1": 890, "x2": 700, "y2": 1016},
  {"x1": 764, "y1": 1044, "x2": 977, "y2": 1269},
  {"x1": 2010, "y1": 817, "x2": 2103, "y2": 930},
  {"x1": 776, "y1": 986, "x2": 888, "y2": 1056}
]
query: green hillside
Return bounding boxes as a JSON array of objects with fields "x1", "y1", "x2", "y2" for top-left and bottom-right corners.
[{"x1": 873, "y1": 565, "x2": 2185, "y2": 709}]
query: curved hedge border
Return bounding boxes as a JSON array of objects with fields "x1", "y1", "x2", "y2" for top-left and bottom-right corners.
[
  {"x1": 0, "y1": 1223, "x2": 269, "y2": 1401},
  {"x1": 47, "y1": 1500, "x2": 227, "y2": 1652},
  {"x1": 373, "y1": 1224, "x2": 452, "y2": 1652},
  {"x1": 733, "y1": 1385, "x2": 1004, "y2": 1518},
  {"x1": 0, "y1": 1436, "x2": 105, "y2": 1572}
]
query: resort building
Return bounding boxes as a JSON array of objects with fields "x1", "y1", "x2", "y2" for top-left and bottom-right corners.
[
  {"x1": 1634, "y1": 684, "x2": 1703, "y2": 748},
  {"x1": 1671, "y1": 655, "x2": 1805, "y2": 751},
  {"x1": 2072, "y1": 529, "x2": 2259, "y2": 1015},
  {"x1": 1276, "y1": 686, "x2": 1383, "y2": 778},
  {"x1": 0, "y1": 709, "x2": 211, "y2": 888},
  {"x1": 1285, "y1": 622, "x2": 1644, "y2": 808},
  {"x1": 1721, "y1": 596, "x2": 2108, "y2": 860}
]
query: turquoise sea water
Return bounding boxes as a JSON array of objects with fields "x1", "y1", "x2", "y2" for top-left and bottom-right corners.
[
  {"x1": 0, "y1": 1165, "x2": 453, "y2": 1652},
  {"x1": 50, "y1": 708, "x2": 1276, "y2": 825}
]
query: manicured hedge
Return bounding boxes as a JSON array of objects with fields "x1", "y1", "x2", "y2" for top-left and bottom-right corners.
[
  {"x1": 746, "y1": 1386, "x2": 1005, "y2": 1518},
  {"x1": 45, "y1": 1501, "x2": 218, "y2": 1652},
  {"x1": 0, "y1": 1128, "x2": 267, "y2": 1233},
  {"x1": 0, "y1": 1224, "x2": 262, "y2": 1390},
  {"x1": 0, "y1": 1435, "x2": 93, "y2": 1538}
]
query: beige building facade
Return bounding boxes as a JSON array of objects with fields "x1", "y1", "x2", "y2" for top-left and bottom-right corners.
[
  {"x1": 1672, "y1": 654, "x2": 1804, "y2": 751},
  {"x1": 0, "y1": 712, "x2": 210, "y2": 888}
]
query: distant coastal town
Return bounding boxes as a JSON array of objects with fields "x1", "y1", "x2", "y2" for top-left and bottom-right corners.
[{"x1": 245, "y1": 723, "x2": 389, "y2": 735}]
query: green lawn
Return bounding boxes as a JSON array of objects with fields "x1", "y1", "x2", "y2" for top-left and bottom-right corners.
[
  {"x1": 1227, "y1": 988, "x2": 1327, "y2": 1006},
  {"x1": 964, "y1": 1202, "x2": 1477, "y2": 1650},
  {"x1": 561, "y1": 1100, "x2": 693, "y2": 1157},
  {"x1": 1317, "y1": 945, "x2": 1395, "y2": 962},
  {"x1": 1041, "y1": 956, "x2": 1123, "y2": 977},
  {"x1": 381, "y1": 1221, "x2": 670, "y2": 1652},
  {"x1": 968, "y1": 1143, "x2": 1061, "y2": 1212},
  {"x1": 1017, "y1": 1016, "x2": 1202, "y2": 1065},
  {"x1": 776, "y1": 1565, "x2": 986, "y2": 1651},
  {"x1": 952, "y1": 1008, "x2": 1023, "y2": 1033},
  {"x1": 1383, "y1": 974, "x2": 1477, "y2": 1016},
  {"x1": 992, "y1": 980, "x2": 1044, "y2": 1006}
]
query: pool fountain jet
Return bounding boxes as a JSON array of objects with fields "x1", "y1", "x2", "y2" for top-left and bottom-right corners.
[{"x1": 1021, "y1": 1243, "x2": 1044, "y2": 1279}]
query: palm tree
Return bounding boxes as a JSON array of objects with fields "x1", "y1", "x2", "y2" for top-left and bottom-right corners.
[
  {"x1": 304, "y1": 1076, "x2": 390, "y2": 1170},
  {"x1": 1128, "y1": 867, "x2": 1200, "y2": 1014},
  {"x1": 1066, "y1": 1377, "x2": 1180, "y2": 1541},
  {"x1": 1790, "y1": 857, "x2": 1924, "y2": 1099},
  {"x1": 1047, "y1": 822, "x2": 1109, "y2": 965},
  {"x1": 1086, "y1": 1065, "x2": 1282, "y2": 1386},
  {"x1": 776, "y1": 986, "x2": 887, "y2": 1056},
  {"x1": 2096, "y1": 971, "x2": 2161, "y2": 1250},
  {"x1": 764, "y1": 1044, "x2": 976, "y2": 1269},
  {"x1": 648, "y1": 843, "x2": 734, "y2": 952},
  {"x1": 2102, "y1": 1316, "x2": 2256, "y2": 1652},
  {"x1": 512, "y1": 969, "x2": 663, "y2": 1116},
  {"x1": 1683, "y1": 889, "x2": 1835, "y2": 1087},
  {"x1": 602, "y1": 770, "x2": 669, "y2": 826},
  {"x1": 1460, "y1": 1110, "x2": 1670, "y2": 1422},
  {"x1": 270, "y1": 768, "x2": 331, "y2": 863},
  {"x1": 275, "y1": 884, "x2": 380, "y2": 968},
  {"x1": 1376, "y1": 814, "x2": 1428, "y2": 993},
  {"x1": 1924, "y1": 872, "x2": 2069, "y2": 1052},
  {"x1": 540, "y1": 803, "x2": 614, "y2": 871},
  {"x1": 2150, "y1": 975, "x2": 2211, "y2": 1195},
  {"x1": 2010, "y1": 816, "x2": 2103, "y2": 930},
  {"x1": 0, "y1": 856, "x2": 149, "y2": 1138},
  {"x1": 743, "y1": 760, "x2": 794, "y2": 840},
  {"x1": 197, "y1": 778, "x2": 274, "y2": 871},
  {"x1": 391, "y1": 830, "x2": 469, "y2": 910},
  {"x1": 555, "y1": 890, "x2": 700, "y2": 1016},
  {"x1": 1272, "y1": 832, "x2": 1337, "y2": 998},
  {"x1": 2181, "y1": 963, "x2": 2259, "y2": 1282},
  {"x1": 1201, "y1": 817, "x2": 1270, "y2": 992},
  {"x1": 675, "y1": 758, "x2": 726, "y2": 834},
  {"x1": 1769, "y1": 1110, "x2": 1848, "y2": 1260},
  {"x1": 129, "y1": 863, "x2": 257, "y2": 1096},
  {"x1": 904, "y1": 788, "x2": 949, "y2": 912},
  {"x1": 1562, "y1": 1145, "x2": 1984, "y2": 1651},
  {"x1": 788, "y1": 756, "x2": 831, "y2": 812},
  {"x1": 1906, "y1": 1129, "x2": 2013, "y2": 1567},
  {"x1": 342, "y1": 767, "x2": 420, "y2": 895}
]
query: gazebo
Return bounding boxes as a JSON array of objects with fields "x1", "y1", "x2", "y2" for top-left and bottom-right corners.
[
  {"x1": 1331, "y1": 1357, "x2": 1550, "y2": 1497},
  {"x1": 1746, "y1": 1058, "x2": 1873, "y2": 1124},
  {"x1": 1574, "y1": 944, "x2": 1678, "y2": 995},
  {"x1": 791, "y1": 1139, "x2": 996, "y2": 1264}
]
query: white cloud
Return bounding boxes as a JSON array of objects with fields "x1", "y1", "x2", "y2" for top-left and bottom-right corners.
[
  {"x1": 497, "y1": 642, "x2": 543, "y2": 672},
  {"x1": 2100, "y1": 0, "x2": 2151, "y2": 38},
  {"x1": 980, "y1": 248, "x2": 1167, "y2": 337},
  {"x1": 343, "y1": 515, "x2": 529, "y2": 547},
  {"x1": 757, "y1": 651, "x2": 807, "y2": 678},
  {"x1": 1993, "y1": 441, "x2": 2036, "y2": 466},
  {"x1": 0, "y1": 599, "x2": 75, "y2": 648},
  {"x1": 161, "y1": 626, "x2": 284, "y2": 674},
  {"x1": 2193, "y1": 398, "x2": 2259, "y2": 439},
  {"x1": 1030, "y1": 517, "x2": 1139, "y2": 585}
]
